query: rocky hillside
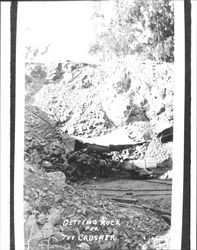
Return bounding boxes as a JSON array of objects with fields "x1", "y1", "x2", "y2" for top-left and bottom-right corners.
[
  {"x1": 25, "y1": 58, "x2": 174, "y2": 175},
  {"x1": 26, "y1": 59, "x2": 174, "y2": 135},
  {"x1": 24, "y1": 58, "x2": 174, "y2": 250},
  {"x1": 24, "y1": 162, "x2": 171, "y2": 250}
]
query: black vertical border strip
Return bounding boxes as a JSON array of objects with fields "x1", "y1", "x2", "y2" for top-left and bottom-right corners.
[
  {"x1": 182, "y1": 0, "x2": 191, "y2": 250},
  {"x1": 10, "y1": 2, "x2": 17, "y2": 250},
  {"x1": 7, "y1": 1, "x2": 192, "y2": 249}
]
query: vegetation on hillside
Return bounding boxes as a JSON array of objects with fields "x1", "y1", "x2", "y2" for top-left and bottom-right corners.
[{"x1": 89, "y1": 0, "x2": 174, "y2": 62}]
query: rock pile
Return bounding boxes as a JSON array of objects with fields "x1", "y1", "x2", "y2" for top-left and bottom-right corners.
[
  {"x1": 25, "y1": 104, "x2": 172, "y2": 182},
  {"x1": 24, "y1": 163, "x2": 170, "y2": 250},
  {"x1": 24, "y1": 58, "x2": 174, "y2": 250},
  {"x1": 24, "y1": 106, "x2": 121, "y2": 181},
  {"x1": 25, "y1": 106, "x2": 72, "y2": 173},
  {"x1": 30, "y1": 60, "x2": 174, "y2": 137},
  {"x1": 64, "y1": 106, "x2": 115, "y2": 138},
  {"x1": 25, "y1": 59, "x2": 174, "y2": 179}
]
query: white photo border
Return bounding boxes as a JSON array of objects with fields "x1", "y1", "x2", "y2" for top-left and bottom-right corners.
[{"x1": 1, "y1": 1, "x2": 195, "y2": 249}]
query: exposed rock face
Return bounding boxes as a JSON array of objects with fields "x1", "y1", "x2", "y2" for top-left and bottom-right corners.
[
  {"x1": 30, "y1": 60, "x2": 173, "y2": 135},
  {"x1": 125, "y1": 121, "x2": 173, "y2": 171},
  {"x1": 25, "y1": 59, "x2": 174, "y2": 179},
  {"x1": 24, "y1": 106, "x2": 73, "y2": 173},
  {"x1": 24, "y1": 57, "x2": 173, "y2": 250}
]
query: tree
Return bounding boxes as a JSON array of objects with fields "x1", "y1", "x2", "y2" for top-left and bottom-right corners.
[{"x1": 89, "y1": 0, "x2": 174, "y2": 62}]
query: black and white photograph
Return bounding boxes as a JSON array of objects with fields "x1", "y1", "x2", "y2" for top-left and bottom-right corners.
[
  {"x1": 23, "y1": 1, "x2": 175, "y2": 249},
  {"x1": 0, "y1": 0, "x2": 195, "y2": 250}
]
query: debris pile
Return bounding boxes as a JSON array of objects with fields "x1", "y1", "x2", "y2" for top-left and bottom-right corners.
[
  {"x1": 24, "y1": 106, "x2": 126, "y2": 180},
  {"x1": 24, "y1": 58, "x2": 174, "y2": 249},
  {"x1": 24, "y1": 106, "x2": 72, "y2": 173},
  {"x1": 25, "y1": 105, "x2": 172, "y2": 181},
  {"x1": 24, "y1": 163, "x2": 170, "y2": 250},
  {"x1": 29, "y1": 60, "x2": 174, "y2": 138},
  {"x1": 64, "y1": 106, "x2": 115, "y2": 138}
]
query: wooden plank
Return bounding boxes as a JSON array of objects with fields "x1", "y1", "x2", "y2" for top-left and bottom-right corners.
[
  {"x1": 140, "y1": 204, "x2": 171, "y2": 215},
  {"x1": 74, "y1": 139, "x2": 147, "y2": 153},
  {"x1": 131, "y1": 193, "x2": 171, "y2": 197},
  {"x1": 112, "y1": 198, "x2": 171, "y2": 215},
  {"x1": 143, "y1": 179, "x2": 172, "y2": 185},
  {"x1": 112, "y1": 198, "x2": 138, "y2": 204}
]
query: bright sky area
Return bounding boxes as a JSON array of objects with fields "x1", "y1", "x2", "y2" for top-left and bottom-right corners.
[{"x1": 19, "y1": 1, "x2": 114, "y2": 63}]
